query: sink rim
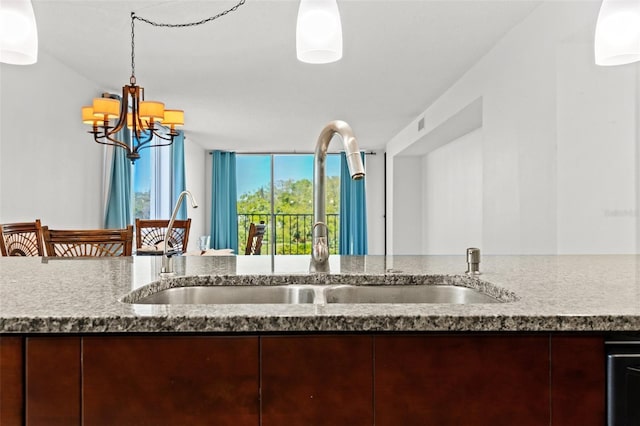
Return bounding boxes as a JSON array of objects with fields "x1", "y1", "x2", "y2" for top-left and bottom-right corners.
[{"x1": 121, "y1": 276, "x2": 518, "y2": 305}]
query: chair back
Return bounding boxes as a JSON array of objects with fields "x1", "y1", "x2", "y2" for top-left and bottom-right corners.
[
  {"x1": 42, "y1": 226, "x2": 133, "y2": 257},
  {"x1": 245, "y1": 221, "x2": 266, "y2": 255},
  {"x1": 135, "y1": 218, "x2": 191, "y2": 253},
  {"x1": 0, "y1": 219, "x2": 45, "y2": 256}
]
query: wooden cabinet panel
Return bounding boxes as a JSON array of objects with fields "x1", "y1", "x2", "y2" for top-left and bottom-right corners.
[
  {"x1": 261, "y1": 335, "x2": 374, "y2": 426},
  {"x1": 0, "y1": 336, "x2": 24, "y2": 426},
  {"x1": 82, "y1": 336, "x2": 259, "y2": 426},
  {"x1": 375, "y1": 335, "x2": 550, "y2": 426},
  {"x1": 551, "y1": 335, "x2": 605, "y2": 426},
  {"x1": 26, "y1": 336, "x2": 81, "y2": 426}
]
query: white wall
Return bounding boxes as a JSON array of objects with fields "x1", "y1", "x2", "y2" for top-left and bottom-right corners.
[
  {"x1": 387, "y1": 1, "x2": 639, "y2": 255},
  {"x1": 364, "y1": 150, "x2": 385, "y2": 254},
  {"x1": 391, "y1": 156, "x2": 422, "y2": 254},
  {"x1": 422, "y1": 129, "x2": 482, "y2": 254},
  {"x1": 556, "y1": 43, "x2": 636, "y2": 254},
  {"x1": 0, "y1": 50, "x2": 104, "y2": 228}
]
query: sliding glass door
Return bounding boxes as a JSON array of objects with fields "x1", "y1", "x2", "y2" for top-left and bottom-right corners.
[{"x1": 236, "y1": 154, "x2": 340, "y2": 255}]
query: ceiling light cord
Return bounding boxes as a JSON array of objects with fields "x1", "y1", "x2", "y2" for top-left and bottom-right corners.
[{"x1": 129, "y1": 0, "x2": 247, "y2": 83}]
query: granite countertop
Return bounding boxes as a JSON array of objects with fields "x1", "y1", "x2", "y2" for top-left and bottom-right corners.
[{"x1": 1, "y1": 254, "x2": 639, "y2": 333}]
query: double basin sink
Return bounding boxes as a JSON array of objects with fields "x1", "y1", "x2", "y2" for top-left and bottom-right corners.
[{"x1": 129, "y1": 283, "x2": 504, "y2": 305}]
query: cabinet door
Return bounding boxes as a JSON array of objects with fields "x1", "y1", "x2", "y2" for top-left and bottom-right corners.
[
  {"x1": 261, "y1": 335, "x2": 374, "y2": 426},
  {"x1": 26, "y1": 336, "x2": 81, "y2": 426},
  {"x1": 375, "y1": 335, "x2": 550, "y2": 426},
  {"x1": 0, "y1": 336, "x2": 24, "y2": 426},
  {"x1": 551, "y1": 335, "x2": 605, "y2": 426},
  {"x1": 82, "y1": 336, "x2": 259, "y2": 426}
]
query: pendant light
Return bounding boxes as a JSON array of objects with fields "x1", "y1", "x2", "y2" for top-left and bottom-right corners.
[
  {"x1": 0, "y1": 0, "x2": 38, "y2": 65},
  {"x1": 595, "y1": 0, "x2": 640, "y2": 66},
  {"x1": 296, "y1": 0, "x2": 343, "y2": 64}
]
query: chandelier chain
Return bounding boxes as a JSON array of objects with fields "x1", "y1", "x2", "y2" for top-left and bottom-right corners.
[
  {"x1": 131, "y1": 13, "x2": 136, "y2": 83},
  {"x1": 129, "y1": 0, "x2": 247, "y2": 82},
  {"x1": 133, "y1": 0, "x2": 246, "y2": 28}
]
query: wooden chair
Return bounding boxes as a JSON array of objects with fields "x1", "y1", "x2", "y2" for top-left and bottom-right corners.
[
  {"x1": 0, "y1": 219, "x2": 45, "y2": 256},
  {"x1": 42, "y1": 225, "x2": 133, "y2": 257},
  {"x1": 245, "y1": 221, "x2": 266, "y2": 255},
  {"x1": 135, "y1": 218, "x2": 192, "y2": 253}
]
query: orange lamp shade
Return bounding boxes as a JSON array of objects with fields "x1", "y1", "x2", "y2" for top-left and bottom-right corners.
[
  {"x1": 139, "y1": 101, "x2": 165, "y2": 122},
  {"x1": 162, "y1": 109, "x2": 184, "y2": 126},
  {"x1": 92, "y1": 98, "x2": 120, "y2": 119},
  {"x1": 81, "y1": 106, "x2": 101, "y2": 124}
]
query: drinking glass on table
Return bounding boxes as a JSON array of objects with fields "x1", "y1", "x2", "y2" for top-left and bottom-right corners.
[{"x1": 198, "y1": 236, "x2": 210, "y2": 252}]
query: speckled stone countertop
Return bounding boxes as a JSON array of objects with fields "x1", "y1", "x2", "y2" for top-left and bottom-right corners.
[{"x1": 1, "y1": 255, "x2": 639, "y2": 333}]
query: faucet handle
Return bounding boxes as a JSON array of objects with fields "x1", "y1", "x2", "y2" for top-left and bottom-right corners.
[{"x1": 311, "y1": 222, "x2": 330, "y2": 269}]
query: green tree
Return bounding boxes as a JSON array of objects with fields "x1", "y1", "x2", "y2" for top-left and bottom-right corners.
[
  {"x1": 237, "y1": 177, "x2": 341, "y2": 255},
  {"x1": 134, "y1": 190, "x2": 151, "y2": 219}
]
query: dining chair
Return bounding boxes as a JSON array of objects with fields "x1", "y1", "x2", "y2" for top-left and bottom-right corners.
[
  {"x1": 42, "y1": 225, "x2": 133, "y2": 257},
  {"x1": 135, "y1": 218, "x2": 192, "y2": 253},
  {"x1": 0, "y1": 219, "x2": 46, "y2": 256},
  {"x1": 245, "y1": 221, "x2": 266, "y2": 255}
]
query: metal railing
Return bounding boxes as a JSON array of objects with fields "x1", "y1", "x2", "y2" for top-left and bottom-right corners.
[{"x1": 238, "y1": 213, "x2": 339, "y2": 255}]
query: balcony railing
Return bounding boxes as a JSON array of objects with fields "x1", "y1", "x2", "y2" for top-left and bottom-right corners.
[{"x1": 238, "y1": 213, "x2": 339, "y2": 255}]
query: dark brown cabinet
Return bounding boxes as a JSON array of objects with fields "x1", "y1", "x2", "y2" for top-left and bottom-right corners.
[
  {"x1": 0, "y1": 336, "x2": 24, "y2": 426},
  {"x1": 550, "y1": 335, "x2": 606, "y2": 426},
  {"x1": 375, "y1": 335, "x2": 550, "y2": 425},
  {"x1": 26, "y1": 337, "x2": 81, "y2": 426},
  {"x1": 2, "y1": 333, "x2": 606, "y2": 425},
  {"x1": 261, "y1": 335, "x2": 373, "y2": 426},
  {"x1": 82, "y1": 336, "x2": 260, "y2": 426}
]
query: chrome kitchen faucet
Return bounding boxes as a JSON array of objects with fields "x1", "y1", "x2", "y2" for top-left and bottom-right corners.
[
  {"x1": 161, "y1": 190, "x2": 198, "y2": 275},
  {"x1": 310, "y1": 121, "x2": 365, "y2": 273}
]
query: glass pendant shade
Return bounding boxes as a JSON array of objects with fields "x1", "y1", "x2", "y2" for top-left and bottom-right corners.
[
  {"x1": 296, "y1": 0, "x2": 343, "y2": 64},
  {"x1": 0, "y1": 0, "x2": 38, "y2": 65},
  {"x1": 595, "y1": 0, "x2": 640, "y2": 65}
]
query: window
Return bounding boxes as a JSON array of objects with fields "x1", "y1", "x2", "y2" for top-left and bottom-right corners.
[
  {"x1": 133, "y1": 142, "x2": 173, "y2": 220},
  {"x1": 236, "y1": 154, "x2": 340, "y2": 255}
]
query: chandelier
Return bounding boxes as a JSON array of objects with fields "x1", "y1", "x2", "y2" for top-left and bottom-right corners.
[{"x1": 81, "y1": 1, "x2": 247, "y2": 163}]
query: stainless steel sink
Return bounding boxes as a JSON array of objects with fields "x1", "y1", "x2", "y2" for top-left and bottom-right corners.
[
  {"x1": 133, "y1": 285, "x2": 316, "y2": 304},
  {"x1": 324, "y1": 285, "x2": 499, "y2": 304},
  {"x1": 126, "y1": 282, "x2": 506, "y2": 305}
]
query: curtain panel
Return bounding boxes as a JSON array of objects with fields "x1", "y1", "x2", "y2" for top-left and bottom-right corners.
[
  {"x1": 211, "y1": 150, "x2": 239, "y2": 253},
  {"x1": 171, "y1": 131, "x2": 187, "y2": 220},
  {"x1": 339, "y1": 151, "x2": 367, "y2": 255},
  {"x1": 104, "y1": 127, "x2": 132, "y2": 229}
]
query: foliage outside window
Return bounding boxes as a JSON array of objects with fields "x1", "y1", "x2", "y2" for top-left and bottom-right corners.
[{"x1": 236, "y1": 154, "x2": 340, "y2": 255}]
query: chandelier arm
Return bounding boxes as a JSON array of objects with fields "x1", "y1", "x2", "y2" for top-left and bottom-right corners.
[
  {"x1": 137, "y1": 139, "x2": 176, "y2": 152},
  {"x1": 134, "y1": 130, "x2": 174, "y2": 151},
  {"x1": 148, "y1": 129, "x2": 176, "y2": 142},
  {"x1": 93, "y1": 133, "x2": 132, "y2": 153}
]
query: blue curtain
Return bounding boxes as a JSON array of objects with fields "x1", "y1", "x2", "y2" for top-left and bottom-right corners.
[
  {"x1": 171, "y1": 131, "x2": 187, "y2": 219},
  {"x1": 211, "y1": 150, "x2": 238, "y2": 252},
  {"x1": 339, "y1": 151, "x2": 367, "y2": 255},
  {"x1": 104, "y1": 127, "x2": 132, "y2": 229}
]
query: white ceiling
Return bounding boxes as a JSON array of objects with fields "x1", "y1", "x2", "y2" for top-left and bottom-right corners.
[{"x1": 32, "y1": 0, "x2": 541, "y2": 152}]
